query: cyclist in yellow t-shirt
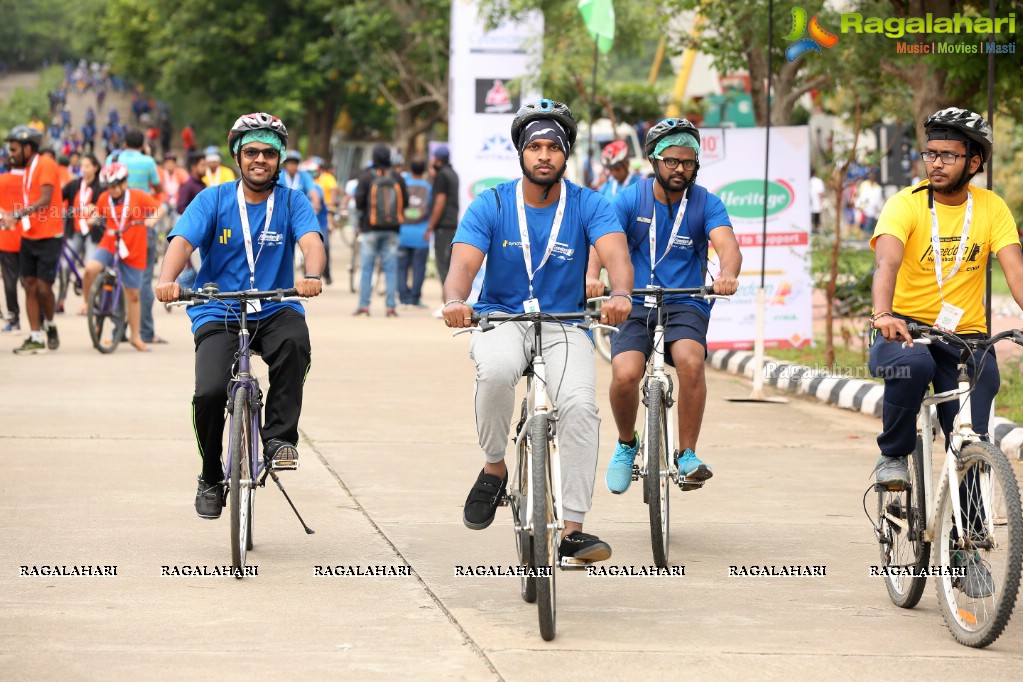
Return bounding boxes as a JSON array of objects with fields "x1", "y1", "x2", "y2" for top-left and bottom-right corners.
[
  {"x1": 201, "y1": 146, "x2": 236, "y2": 186},
  {"x1": 868, "y1": 107, "x2": 1023, "y2": 489}
]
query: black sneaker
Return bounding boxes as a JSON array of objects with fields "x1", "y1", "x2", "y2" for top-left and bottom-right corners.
[
  {"x1": 558, "y1": 531, "x2": 612, "y2": 563},
  {"x1": 462, "y1": 469, "x2": 507, "y2": 530},
  {"x1": 45, "y1": 324, "x2": 59, "y2": 350},
  {"x1": 264, "y1": 438, "x2": 299, "y2": 470},
  {"x1": 195, "y1": 477, "x2": 225, "y2": 519}
]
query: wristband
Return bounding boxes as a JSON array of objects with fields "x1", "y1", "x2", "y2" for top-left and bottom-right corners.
[
  {"x1": 304, "y1": 274, "x2": 321, "y2": 280},
  {"x1": 608, "y1": 292, "x2": 632, "y2": 302},
  {"x1": 870, "y1": 311, "x2": 892, "y2": 322},
  {"x1": 443, "y1": 299, "x2": 466, "y2": 308}
]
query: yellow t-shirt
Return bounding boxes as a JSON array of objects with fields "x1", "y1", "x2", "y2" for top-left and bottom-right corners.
[
  {"x1": 315, "y1": 172, "x2": 338, "y2": 206},
  {"x1": 871, "y1": 181, "x2": 1020, "y2": 333},
  {"x1": 203, "y1": 165, "x2": 237, "y2": 187}
]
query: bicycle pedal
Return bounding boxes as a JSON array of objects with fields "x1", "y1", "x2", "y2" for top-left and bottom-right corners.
[
  {"x1": 678, "y1": 478, "x2": 706, "y2": 491},
  {"x1": 874, "y1": 482, "x2": 908, "y2": 492},
  {"x1": 268, "y1": 458, "x2": 299, "y2": 471},
  {"x1": 559, "y1": 557, "x2": 589, "y2": 570}
]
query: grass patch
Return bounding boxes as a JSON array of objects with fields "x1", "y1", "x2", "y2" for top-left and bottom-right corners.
[{"x1": 996, "y1": 356, "x2": 1023, "y2": 424}]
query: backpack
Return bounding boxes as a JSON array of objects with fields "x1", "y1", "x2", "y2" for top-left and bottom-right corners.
[
  {"x1": 368, "y1": 171, "x2": 403, "y2": 228},
  {"x1": 404, "y1": 179, "x2": 430, "y2": 223},
  {"x1": 636, "y1": 177, "x2": 709, "y2": 280}
]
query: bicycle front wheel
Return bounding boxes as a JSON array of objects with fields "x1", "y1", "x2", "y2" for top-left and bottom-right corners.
[
  {"x1": 644, "y1": 379, "x2": 671, "y2": 567},
  {"x1": 593, "y1": 327, "x2": 612, "y2": 363},
  {"x1": 878, "y1": 436, "x2": 931, "y2": 608},
  {"x1": 934, "y1": 441, "x2": 1022, "y2": 647},
  {"x1": 87, "y1": 273, "x2": 126, "y2": 353},
  {"x1": 513, "y1": 418, "x2": 536, "y2": 603},
  {"x1": 529, "y1": 414, "x2": 557, "y2": 641},
  {"x1": 229, "y1": 387, "x2": 253, "y2": 576}
]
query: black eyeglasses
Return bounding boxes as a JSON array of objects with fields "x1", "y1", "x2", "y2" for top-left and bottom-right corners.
[
  {"x1": 654, "y1": 155, "x2": 697, "y2": 171},
  {"x1": 240, "y1": 147, "x2": 280, "y2": 161},
  {"x1": 921, "y1": 151, "x2": 967, "y2": 165}
]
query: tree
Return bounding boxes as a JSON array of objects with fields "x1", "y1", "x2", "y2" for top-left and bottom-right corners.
[{"x1": 329, "y1": 0, "x2": 451, "y2": 158}]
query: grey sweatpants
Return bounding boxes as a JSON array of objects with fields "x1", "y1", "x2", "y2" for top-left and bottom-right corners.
[{"x1": 468, "y1": 321, "x2": 600, "y2": 524}]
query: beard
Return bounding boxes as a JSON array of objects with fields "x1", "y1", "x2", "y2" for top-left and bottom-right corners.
[
  {"x1": 521, "y1": 158, "x2": 567, "y2": 187},
  {"x1": 929, "y1": 165, "x2": 971, "y2": 194}
]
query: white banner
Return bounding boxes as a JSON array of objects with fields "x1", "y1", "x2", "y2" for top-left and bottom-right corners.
[
  {"x1": 449, "y1": 0, "x2": 543, "y2": 220},
  {"x1": 699, "y1": 126, "x2": 813, "y2": 350}
]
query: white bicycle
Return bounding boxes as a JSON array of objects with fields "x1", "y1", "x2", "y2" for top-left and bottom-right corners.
[{"x1": 868, "y1": 323, "x2": 1023, "y2": 647}]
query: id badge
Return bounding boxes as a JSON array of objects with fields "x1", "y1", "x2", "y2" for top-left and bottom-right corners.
[
  {"x1": 933, "y1": 302, "x2": 964, "y2": 333},
  {"x1": 246, "y1": 291, "x2": 262, "y2": 313},
  {"x1": 644, "y1": 295, "x2": 657, "y2": 308},
  {"x1": 78, "y1": 218, "x2": 90, "y2": 234},
  {"x1": 21, "y1": 216, "x2": 31, "y2": 231},
  {"x1": 523, "y1": 298, "x2": 541, "y2": 314},
  {"x1": 117, "y1": 239, "x2": 129, "y2": 259}
]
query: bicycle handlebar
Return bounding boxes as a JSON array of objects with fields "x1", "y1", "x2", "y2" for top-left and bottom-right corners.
[
  {"x1": 452, "y1": 309, "x2": 618, "y2": 336},
  {"x1": 904, "y1": 322, "x2": 1023, "y2": 350},
  {"x1": 176, "y1": 286, "x2": 302, "y2": 304}
]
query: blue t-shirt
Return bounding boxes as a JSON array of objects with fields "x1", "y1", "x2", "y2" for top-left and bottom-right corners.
[
  {"x1": 310, "y1": 183, "x2": 328, "y2": 233},
  {"x1": 613, "y1": 181, "x2": 732, "y2": 314},
  {"x1": 399, "y1": 177, "x2": 431, "y2": 248},
  {"x1": 281, "y1": 170, "x2": 317, "y2": 194},
  {"x1": 455, "y1": 179, "x2": 622, "y2": 314},
  {"x1": 169, "y1": 181, "x2": 321, "y2": 332},
  {"x1": 598, "y1": 172, "x2": 641, "y2": 201},
  {"x1": 105, "y1": 149, "x2": 160, "y2": 193}
]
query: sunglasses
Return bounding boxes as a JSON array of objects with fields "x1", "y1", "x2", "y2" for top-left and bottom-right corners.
[{"x1": 240, "y1": 147, "x2": 280, "y2": 161}]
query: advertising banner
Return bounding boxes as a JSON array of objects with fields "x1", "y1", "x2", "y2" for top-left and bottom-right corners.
[
  {"x1": 449, "y1": 0, "x2": 543, "y2": 220},
  {"x1": 698, "y1": 126, "x2": 813, "y2": 349}
]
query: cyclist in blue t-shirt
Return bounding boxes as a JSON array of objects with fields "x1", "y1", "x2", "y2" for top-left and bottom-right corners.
[
  {"x1": 587, "y1": 117, "x2": 742, "y2": 495},
  {"x1": 154, "y1": 112, "x2": 326, "y2": 520},
  {"x1": 597, "y1": 140, "x2": 641, "y2": 200},
  {"x1": 444, "y1": 99, "x2": 634, "y2": 563}
]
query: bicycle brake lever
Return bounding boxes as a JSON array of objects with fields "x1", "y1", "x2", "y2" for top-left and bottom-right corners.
[
  {"x1": 589, "y1": 323, "x2": 620, "y2": 333},
  {"x1": 166, "y1": 300, "x2": 196, "y2": 308},
  {"x1": 279, "y1": 296, "x2": 309, "y2": 303},
  {"x1": 451, "y1": 328, "x2": 477, "y2": 337}
]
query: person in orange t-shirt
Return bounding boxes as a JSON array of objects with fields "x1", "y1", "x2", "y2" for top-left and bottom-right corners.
[
  {"x1": 81, "y1": 162, "x2": 164, "y2": 352},
  {"x1": 3, "y1": 125, "x2": 65, "y2": 354},
  {"x1": 0, "y1": 168, "x2": 24, "y2": 331}
]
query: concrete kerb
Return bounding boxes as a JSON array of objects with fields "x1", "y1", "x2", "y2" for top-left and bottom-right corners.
[{"x1": 706, "y1": 349, "x2": 1023, "y2": 461}]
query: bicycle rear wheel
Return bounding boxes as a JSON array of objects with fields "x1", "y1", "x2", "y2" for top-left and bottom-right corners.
[
  {"x1": 87, "y1": 273, "x2": 126, "y2": 353},
  {"x1": 644, "y1": 379, "x2": 671, "y2": 567},
  {"x1": 229, "y1": 387, "x2": 253, "y2": 576},
  {"x1": 934, "y1": 441, "x2": 1022, "y2": 647},
  {"x1": 877, "y1": 436, "x2": 931, "y2": 608},
  {"x1": 529, "y1": 414, "x2": 557, "y2": 641}
]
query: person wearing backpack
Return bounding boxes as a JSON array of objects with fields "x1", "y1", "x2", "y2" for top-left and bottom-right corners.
[
  {"x1": 354, "y1": 144, "x2": 408, "y2": 316},
  {"x1": 585, "y1": 117, "x2": 742, "y2": 494},
  {"x1": 397, "y1": 158, "x2": 431, "y2": 307}
]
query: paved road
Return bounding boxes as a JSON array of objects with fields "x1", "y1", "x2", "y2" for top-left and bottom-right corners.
[{"x1": 1, "y1": 269, "x2": 1021, "y2": 680}]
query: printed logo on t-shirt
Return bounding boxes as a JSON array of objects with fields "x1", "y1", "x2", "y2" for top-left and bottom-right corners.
[
  {"x1": 918, "y1": 236, "x2": 983, "y2": 272},
  {"x1": 551, "y1": 242, "x2": 575, "y2": 260},
  {"x1": 219, "y1": 228, "x2": 232, "y2": 244},
  {"x1": 502, "y1": 239, "x2": 523, "y2": 248},
  {"x1": 258, "y1": 230, "x2": 285, "y2": 246}
]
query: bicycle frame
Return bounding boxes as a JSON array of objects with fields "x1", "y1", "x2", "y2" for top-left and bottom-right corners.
[
  {"x1": 60, "y1": 241, "x2": 85, "y2": 288},
  {"x1": 225, "y1": 301, "x2": 266, "y2": 495},
  {"x1": 518, "y1": 321, "x2": 566, "y2": 560},
  {"x1": 643, "y1": 304, "x2": 677, "y2": 481},
  {"x1": 917, "y1": 349, "x2": 986, "y2": 545}
]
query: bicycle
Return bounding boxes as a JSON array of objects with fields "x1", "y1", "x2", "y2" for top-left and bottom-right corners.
[
  {"x1": 455, "y1": 309, "x2": 617, "y2": 641},
  {"x1": 867, "y1": 322, "x2": 1023, "y2": 648},
  {"x1": 86, "y1": 229, "x2": 129, "y2": 354},
  {"x1": 592, "y1": 286, "x2": 728, "y2": 567},
  {"x1": 56, "y1": 239, "x2": 86, "y2": 314},
  {"x1": 170, "y1": 285, "x2": 315, "y2": 576}
]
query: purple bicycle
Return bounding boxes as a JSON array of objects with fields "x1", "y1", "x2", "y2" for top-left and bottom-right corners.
[
  {"x1": 86, "y1": 229, "x2": 129, "y2": 353},
  {"x1": 172, "y1": 284, "x2": 314, "y2": 576}
]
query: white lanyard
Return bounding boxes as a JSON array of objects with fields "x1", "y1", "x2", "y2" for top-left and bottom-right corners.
[
  {"x1": 163, "y1": 170, "x2": 180, "y2": 198},
  {"x1": 236, "y1": 182, "x2": 275, "y2": 289},
  {"x1": 20, "y1": 155, "x2": 39, "y2": 228},
  {"x1": 648, "y1": 193, "x2": 688, "y2": 285},
  {"x1": 515, "y1": 179, "x2": 566, "y2": 299},
  {"x1": 108, "y1": 188, "x2": 131, "y2": 233},
  {"x1": 285, "y1": 173, "x2": 300, "y2": 191},
  {"x1": 78, "y1": 182, "x2": 93, "y2": 212},
  {"x1": 929, "y1": 190, "x2": 972, "y2": 302}
]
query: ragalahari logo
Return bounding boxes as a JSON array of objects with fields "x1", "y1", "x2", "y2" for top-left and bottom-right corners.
[{"x1": 783, "y1": 7, "x2": 839, "y2": 62}]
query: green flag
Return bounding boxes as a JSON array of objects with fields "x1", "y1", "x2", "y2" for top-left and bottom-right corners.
[{"x1": 577, "y1": 0, "x2": 615, "y2": 54}]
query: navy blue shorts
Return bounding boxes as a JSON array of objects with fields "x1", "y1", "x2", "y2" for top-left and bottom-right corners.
[{"x1": 610, "y1": 303, "x2": 709, "y2": 367}]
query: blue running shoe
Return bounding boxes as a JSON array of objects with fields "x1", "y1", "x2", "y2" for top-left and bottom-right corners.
[
  {"x1": 606, "y1": 433, "x2": 640, "y2": 494},
  {"x1": 676, "y1": 449, "x2": 713, "y2": 491}
]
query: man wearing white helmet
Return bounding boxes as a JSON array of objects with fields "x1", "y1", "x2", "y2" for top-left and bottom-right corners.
[{"x1": 155, "y1": 113, "x2": 325, "y2": 520}]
